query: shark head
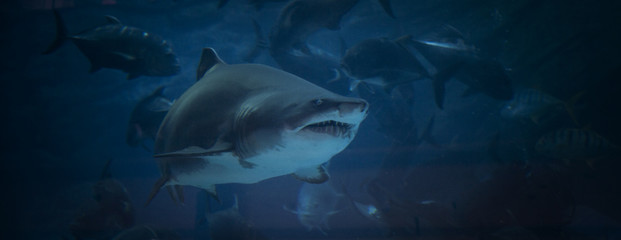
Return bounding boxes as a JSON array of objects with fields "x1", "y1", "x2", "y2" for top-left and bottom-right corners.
[{"x1": 232, "y1": 74, "x2": 368, "y2": 165}]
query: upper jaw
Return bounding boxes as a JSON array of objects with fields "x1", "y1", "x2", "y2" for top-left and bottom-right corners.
[{"x1": 293, "y1": 112, "x2": 364, "y2": 138}]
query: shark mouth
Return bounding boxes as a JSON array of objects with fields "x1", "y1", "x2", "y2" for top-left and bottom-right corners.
[{"x1": 302, "y1": 120, "x2": 354, "y2": 137}]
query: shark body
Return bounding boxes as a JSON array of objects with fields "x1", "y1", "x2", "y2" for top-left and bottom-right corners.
[{"x1": 148, "y1": 48, "x2": 368, "y2": 203}]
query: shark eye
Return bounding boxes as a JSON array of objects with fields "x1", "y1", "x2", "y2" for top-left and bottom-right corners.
[{"x1": 312, "y1": 99, "x2": 323, "y2": 106}]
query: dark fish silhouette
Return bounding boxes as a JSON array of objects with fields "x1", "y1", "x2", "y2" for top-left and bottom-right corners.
[
  {"x1": 70, "y1": 159, "x2": 135, "y2": 240},
  {"x1": 536, "y1": 128, "x2": 620, "y2": 163},
  {"x1": 341, "y1": 36, "x2": 430, "y2": 94},
  {"x1": 403, "y1": 26, "x2": 514, "y2": 108},
  {"x1": 269, "y1": 0, "x2": 393, "y2": 56},
  {"x1": 43, "y1": 10, "x2": 180, "y2": 80},
  {"x1": 126, "y1": 86, "x2": 173, "y2": 151},
  {"x1": 246, "y1": 19, "x2": 350, "y2": 95}
]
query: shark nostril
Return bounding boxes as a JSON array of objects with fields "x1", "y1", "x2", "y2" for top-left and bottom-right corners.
[{"x1": 357, "y1": 101, "x2": 368, "y2": 113}]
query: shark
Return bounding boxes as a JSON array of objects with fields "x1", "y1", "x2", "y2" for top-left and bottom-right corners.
[{"x1": 147, "y1": 48, "x2": 368, "y2": 204}]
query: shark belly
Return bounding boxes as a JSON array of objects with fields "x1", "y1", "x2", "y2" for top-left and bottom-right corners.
[{"x1": 167, "y1": 146, "x2": 337, "y2": 189}]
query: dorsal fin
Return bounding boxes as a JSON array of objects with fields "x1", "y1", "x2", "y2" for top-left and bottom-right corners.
[
  {"x1": 104, "y1": 15, "x2": 122, "y2": 25},
  {"x1": 197, "y1": 47, "x2": 225, "y2": 81}
]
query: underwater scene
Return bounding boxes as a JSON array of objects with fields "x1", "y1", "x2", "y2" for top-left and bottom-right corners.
[{"x1": 3, "y1": 0, "x2": 621, "y2": 239}]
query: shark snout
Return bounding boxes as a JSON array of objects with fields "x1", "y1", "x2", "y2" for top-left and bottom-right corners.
[{"x1": 338, "y1": 99, "x2": 368, "y2": 116}]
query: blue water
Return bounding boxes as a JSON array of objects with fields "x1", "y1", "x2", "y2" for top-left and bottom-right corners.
[{"x1": 3, "y1": 0, "x2": 621, "y2": 239}]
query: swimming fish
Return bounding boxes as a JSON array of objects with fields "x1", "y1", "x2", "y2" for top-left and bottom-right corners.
[
  {"x1": 341, "y1": 36, "x2": 430, "y2": 93},
  {"x1": 536, "y1": 128, "x2": 619, "y2": 162},
  {"x1": 501, "y1": 88, "x2": 580, "y2": 125},
  {"x1": 43, "y1": 10, "x2": 180, "y2": 80},
  {"x1": 126, "y1": 86, "x2": 173, "y2": 151},
  {"x1": 147, "y1": 48, "x2": 368, "y2": 204}
]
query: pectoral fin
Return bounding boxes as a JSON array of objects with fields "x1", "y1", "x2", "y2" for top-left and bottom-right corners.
[
  {"x1": 145, "y1": 175, "x2": 169, "y2": 206},
  {"x1": 292, "y1": 165, "x2": 329, "y2": 183},
  {"x1": 154, "y1": 141, "x2": 233, "y2": 158}
]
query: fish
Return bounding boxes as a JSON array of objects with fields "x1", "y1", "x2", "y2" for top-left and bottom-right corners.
[
  {"x1": 401, "y1": 26, "x2": 514, "y2": 108},
  {"x1": 70, "y1": 159, "x2": 135, "y2": 240},
  {"x1": 269, "y1": 0, "x2": 393, "y2": 56},
  {"x1": 206, "y1": 195, "x2": 270, "y2": 240},
  {"x1": 501, "y1": 88, "x2": 581, "y2": 125},
  {"x1": 147, "y1": 48, "x2": 368, "y2": 204},
  {"x1": 341, "y1": 36, "x2": 430, "y2": 94},
  {"x1": 352, "y1": 201, "x2": 385, "y2": 223},
  {"x1": 126, "y1": 86, "x2": 173, "y2": 151},
  {"x1": 246, "y1": 19, "x2": 350, "y2": 95},
  {"x1": 535, "y1": 128, "x2": 620, "y2": 163},
  {"x1": 284, "y1": 182, "x2": 343, "y2": 235},
  {"x1": 43, "y1": 10, "x2": 180, "y2": 80}
]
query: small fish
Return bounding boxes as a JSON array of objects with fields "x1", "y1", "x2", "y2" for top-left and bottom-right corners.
[
  {"x1": 247, "y1": 19, "x2": 350, "y2": 95},
  {"x1": 285, "y1": 182, "x2": 343, "y2": 235},
  {"x1": 70, "y1": 159, "x2": 135, "y2": 240},
  {"x1": 403, "y1": 25, "x2": 514, "y2": 108},
  {"x1": 126, "y1": 86, "x2": 173, "y2": 151},
  {"x1": 352, "y1": 201, "x2": 385, "y2": 223},
  {"x1": 536, "y1": 128, "x2": 620, "y2": 163},
  {"x1": 341, "y1": 36, "x2": 430, "y2": 94},
  {"x1": 269, "y1": 0, "x2": 393, "y2": 56},
  {"x1": 43, "y1": 10, "x2": 180, "y2": 80},
  {"x1": 502, "y1": 88, "x2": 581, "y2": 125}
]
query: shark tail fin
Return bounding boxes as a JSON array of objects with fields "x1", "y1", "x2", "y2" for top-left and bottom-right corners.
[
  {"x1": 243, "y1": 19, "x2": 269, "y2": 63},
  {"x1": 197, "y1": 48, "x2": 226, "y2": 81},
  {"x1": 42, "y1": 10, "x2": 69, "y2": 55}
]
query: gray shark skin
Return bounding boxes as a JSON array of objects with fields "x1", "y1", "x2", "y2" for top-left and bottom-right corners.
[
  {"x1": 148, "y1": 48, "x2": 368, "y2": 204},
  {"x1": 43, "y1": 10, "x2": 180, "y2": 80}
]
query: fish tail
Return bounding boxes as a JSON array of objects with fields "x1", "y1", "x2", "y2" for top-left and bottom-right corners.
[{"x1": 42, "y1": 10, "x2": 68, "y2": 55}]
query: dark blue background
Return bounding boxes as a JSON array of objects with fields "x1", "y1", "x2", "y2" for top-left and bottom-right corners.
[{"x1": 2, "y1": 0, "x2": 621, "y2": 239}]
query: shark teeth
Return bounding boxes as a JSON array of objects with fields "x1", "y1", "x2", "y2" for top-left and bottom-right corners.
[{"x1": 303, "y1": 120, "x2": 353, "y2": 137}]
